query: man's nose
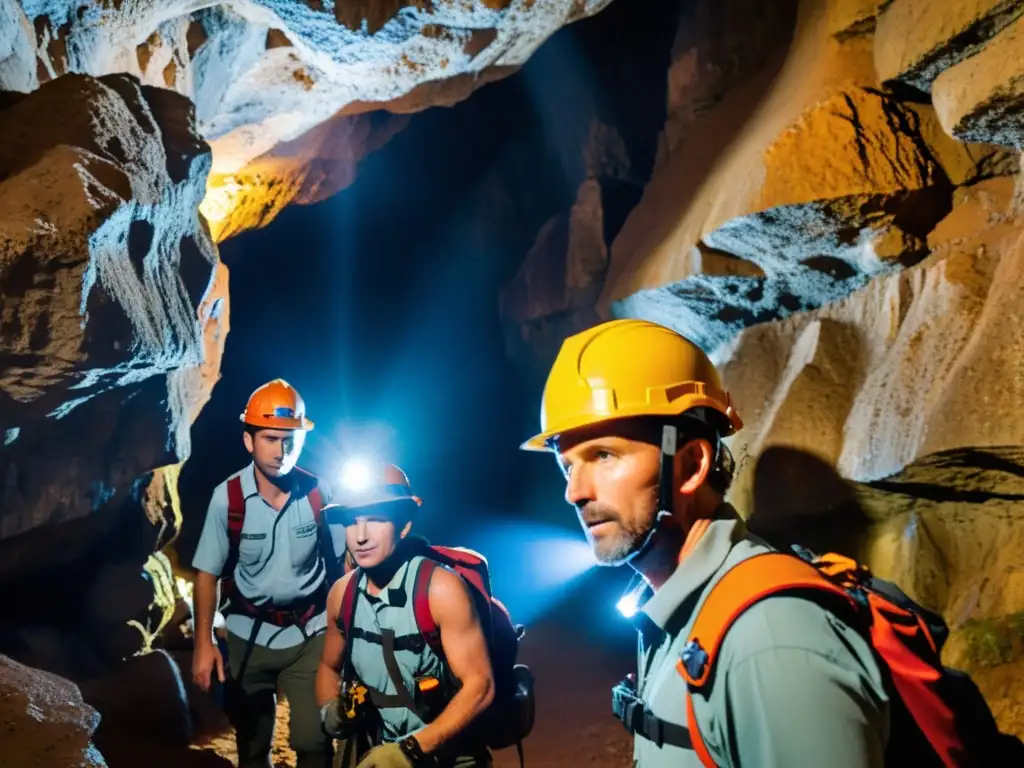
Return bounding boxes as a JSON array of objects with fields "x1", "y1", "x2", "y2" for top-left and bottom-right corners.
[
  {"x1": 565, "y1": 465, "x2": 593, "y2": 508},
  {"x1": 354, "y1": 520, "x2": 369, "y2": 542}
]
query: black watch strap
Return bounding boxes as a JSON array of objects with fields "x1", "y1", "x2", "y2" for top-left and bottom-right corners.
[{"x1": 399, "y1": 735, "x2": 430, "y2": 765}]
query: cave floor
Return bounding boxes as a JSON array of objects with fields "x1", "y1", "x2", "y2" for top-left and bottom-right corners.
[{"x1": 185, "y1": 620, "x2": 634, "y2": 767}]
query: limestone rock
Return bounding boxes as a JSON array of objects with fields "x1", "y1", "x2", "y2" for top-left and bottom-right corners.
[
  {"x1": 908, "y1": 102, "x2": 1020, "y2": 185},
  {"x1": 874, "y1": 0, "x2": 1024, "y2": 92},
  {"x1": 610, "y1": 84, "x2": 954, "y2": 352},
  {"x1": 4, "y1": 0, "x2": 616, "y2": 240},
  {"x1": 500, "y1": 179, "x2": 609, "y2": 379},
  {"x1": 744, "y1": 445, "x2": 1024, "y2": 739},
  {"x1": 605, "y1": 0, "x2": 1022, "y2": 355},
  {"x1": 500, "y1": 173, "x2": 645, "y2": 383},
  {"x1": 0, "y1": 653, "x2": 106, "y2": 767},
  {"x1": 81, "y1": 650, "x2": 193, "y2": 751},
  {"x1": 0, "y1": 72, "x2": 221, "y2": 543},
  {"x1": 827, "y1": 0, "x2": 887, "y2": 39},
  {"x1": 858, "y1": 448, "x2": 1024, "y2": 736},
  {"x1": 932, "y1": 13, "x2": 1024, "y2": 148},
  {"x1": 721, "y1": 175, "x2": 1024, "y2": 503},
  {"x1": 657, "y1": 0, "x2": 799, "y2": 166}
]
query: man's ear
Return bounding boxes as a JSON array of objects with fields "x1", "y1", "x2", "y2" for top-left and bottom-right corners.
[
  {"x1": 676, "y1": 438, "x2": 714, "y2": 497},
  {"x1": 399, "y1": 519, "x2": 413, "y2": 539},
  {"x1": 242, "y1": 430, "x2": 254, "y2": 454}
]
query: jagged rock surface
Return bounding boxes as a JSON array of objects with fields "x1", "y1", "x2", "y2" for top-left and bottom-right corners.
[
  {"x1": 721, "y1": 176, "x2": 1024, "y2": 496},
  {"x1": 0, "y1": 72, "x2": 221, "y2": 543},
  {"x1": 0, "y1": 73, "x2": 225, "y2": 676},
  {"x1": 3, "y1": 0, "x2": 615, "y2": 241},
  {"x1": 0, "y1": 653, "x2": 106, "y2": 767},
  {"x1": 603, "y1": 0, "x2": 1017, "y2": 352},
  {"x1": 932, "y1": 12, "x2": 1024, "y2": 148},
  {"x1": 874, "y1": 0, "x2": 1024, "y2": 92}
]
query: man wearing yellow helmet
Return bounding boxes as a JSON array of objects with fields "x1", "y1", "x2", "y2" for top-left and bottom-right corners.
[{"x1": 522, "y1": 319, "x2": 889, "y2": 767}]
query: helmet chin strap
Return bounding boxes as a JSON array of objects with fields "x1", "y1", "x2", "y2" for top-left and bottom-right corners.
[
  {"x1": 625, "y1": 424, "x2": 679, "y2": 564},
  {"x1": 626, "y1": 418, "x2": 724, "y2": 565}
]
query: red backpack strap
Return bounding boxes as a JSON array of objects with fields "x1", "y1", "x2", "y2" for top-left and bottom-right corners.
[
  {"x1": 308, "y1": 486, "x2": 324, "y2": 524},
  {"x1": 226, "y1": 475, "x2": 245, "y2": 546},
  {"x1": 677, "y1": 553, "x2": 855, "y2": 767},
  {"x1": 221, "y1": 475, "x2": 246, "y2": 591},
  {"x1": 412, "y1": 557, "x2": 443, "y2": 655},
  {"x1": 338, "y1": 570, "x2": 360, "y2": 639}
]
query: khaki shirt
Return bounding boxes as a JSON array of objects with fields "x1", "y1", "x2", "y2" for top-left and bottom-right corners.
[{"x1": 632, "y1": 512, "x2": 890, "y2": 767}]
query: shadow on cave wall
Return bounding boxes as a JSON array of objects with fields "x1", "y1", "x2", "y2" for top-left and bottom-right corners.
[{"x1": 746, "y1": 445, "x2": 873, "y2": 558}]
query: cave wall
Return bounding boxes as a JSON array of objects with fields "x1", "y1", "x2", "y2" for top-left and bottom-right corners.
[
  {"x1": 503, "y1": 0, "x2": 1024, "y2": 737},
  {"x1": 2, "y1": 0, "x2": 615, "y2": 242}
]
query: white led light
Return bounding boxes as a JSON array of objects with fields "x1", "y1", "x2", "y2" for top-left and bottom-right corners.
[{"x1": 340, "y1": 459, "x2": 372, "y2": 492}]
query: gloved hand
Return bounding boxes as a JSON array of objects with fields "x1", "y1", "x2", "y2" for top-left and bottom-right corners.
[
  {"x1": 354, "y1": 741, "x2": 416, "y2": 768},
  {"x1": 320, "y1": 698, "x2": 348, "y2": 738}
]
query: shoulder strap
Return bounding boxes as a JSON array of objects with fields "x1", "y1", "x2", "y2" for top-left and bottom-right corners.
[
  {"x1": 412, "y1": 557, "x2": 442, "y2": 655},
  {"x1": 678, "y1": 552, "x2": 855, "y2": 767},
  {"x1": 226, "y1": 475, "x2": 245, "y2": 545},
  {"x1": 221, "y1": 476, "x2": 246, "y2": 587},
  {"x1": 338, "y1": 569, "x2": 361, "y2": 681},
  {"x1": 308, "y1": 486, "x2": 324, "y2": 524},
  {"x1": 339, "y1": 569, "x2": 360, "y2": 639}
]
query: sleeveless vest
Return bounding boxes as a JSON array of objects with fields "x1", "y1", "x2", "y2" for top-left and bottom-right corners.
[{"x1": 346, "y1": 555, "x2": 447, "y2": 742}]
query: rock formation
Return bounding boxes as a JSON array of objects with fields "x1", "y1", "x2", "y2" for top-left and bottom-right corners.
[
  {"x1": 3, "y1": 0, "x2": 614, "y2": 241},
  {"x1": 0, "y1": 652, "x2": 106, "y2": 767},
  {"x1": 0, "y1": 71, "x2": 226, "y2": 686}
]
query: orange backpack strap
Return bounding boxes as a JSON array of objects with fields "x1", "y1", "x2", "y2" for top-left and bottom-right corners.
[{"x1": 676, "y1": 553, "x2": 856, "y2": 767}]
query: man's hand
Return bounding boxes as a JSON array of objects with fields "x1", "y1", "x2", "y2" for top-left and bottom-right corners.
[
  {"x1": 354, "y1": 742, "x2": 419, "y2": 768},
  {"x1": 320, "y1": 697, "x2": 349, "y2": 738},
  {"x1": 192, "y1": 639, "x2": 225, "y2": 692}
]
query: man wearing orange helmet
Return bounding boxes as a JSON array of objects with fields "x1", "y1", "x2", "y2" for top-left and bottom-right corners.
[
  {"x1": 192, "y1": 379, "x2": 337, "y2": 768},
  {"x1": 521, "y1": 319, "x2": 889, "y2": 767},
  {"x1": 315, "y1": 463, "x2": 497, "y2": 768}
]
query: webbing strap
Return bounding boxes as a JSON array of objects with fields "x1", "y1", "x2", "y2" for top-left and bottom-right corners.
[{"x1": 615, "y1": 695, "x2": 693, "y2": 749}]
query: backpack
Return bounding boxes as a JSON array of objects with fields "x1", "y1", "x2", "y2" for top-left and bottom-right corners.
[
  {"x1": 221, "y1": 466, "x2": 334, "y2": 627},
  {"x1": 338, "y1": 539, "x2": 535, "y2": 761},
  {"x1": 672, "y1": 546, "x2": 1024, "y2": 766}
]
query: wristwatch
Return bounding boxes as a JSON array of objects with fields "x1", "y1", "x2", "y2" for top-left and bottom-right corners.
[{"x1": 398, "y1": 735, "x2": 434, "y2": 766}]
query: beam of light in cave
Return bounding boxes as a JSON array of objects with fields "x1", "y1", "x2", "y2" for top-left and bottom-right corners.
[{"x1": 450, "y1": 520, "x2": 599, "y2": 626}]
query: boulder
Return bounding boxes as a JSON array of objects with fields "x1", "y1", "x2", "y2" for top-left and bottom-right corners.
[{"x1": 0, "y1": 653, "x2": 106, "y2": 767}]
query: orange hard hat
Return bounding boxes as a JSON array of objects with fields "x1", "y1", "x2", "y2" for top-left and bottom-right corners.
[
  {"x1": 239, "y1": 379, "x2": 315, "y2": 431},
  {"x1": 335, "y1": 461, "x2": 422, "y2": 510}
]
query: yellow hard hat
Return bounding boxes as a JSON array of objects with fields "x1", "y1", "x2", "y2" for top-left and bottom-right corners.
[{"x1": 521, "y1": 319, "x2": 742, "y2": 452}]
